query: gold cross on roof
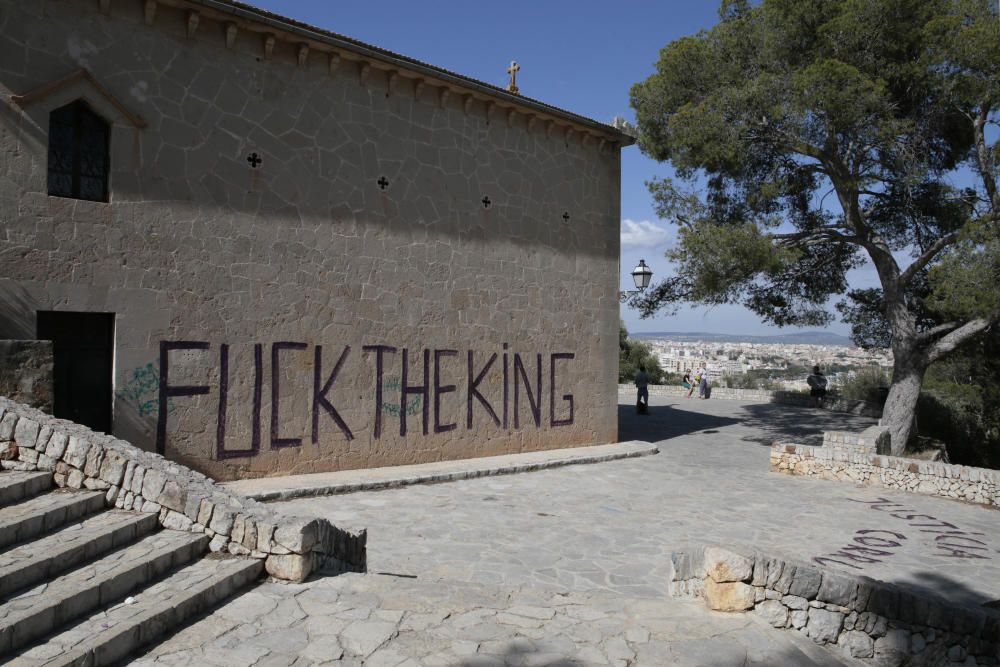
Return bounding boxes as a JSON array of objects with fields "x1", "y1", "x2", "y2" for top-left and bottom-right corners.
[{"x1": 506, "y1": 60, "x2": 520, "y2": 95}]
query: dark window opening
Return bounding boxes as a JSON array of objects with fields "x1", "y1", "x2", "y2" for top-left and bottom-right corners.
[{"x1": 47, "y1": 100, "x2": 110, "y2": 202}]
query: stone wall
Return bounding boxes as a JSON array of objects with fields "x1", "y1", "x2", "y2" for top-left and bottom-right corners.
[
  {"x1": 0, "y1": 340, "x2": 53, "y2": 411},
  {"x1": 0, "y1": 396, "x2": 365, "y2": 581},
  {"x1": 770, "y1": 439, "x2": 1000, "y2": 508},
  {"x1": 619, "y1": 384, "x2": 882, "y2": 418},
  {"x1": 0, "y1": 0, "x2": 626, "y2": 480},
  {"x1": 669, "y1": 545, "x2": 1000, "y2": 665}
]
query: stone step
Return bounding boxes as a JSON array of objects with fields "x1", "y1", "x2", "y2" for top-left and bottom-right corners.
[
  {"x1": 0, "y1": 490, "x2": 105, "y2": 551},
  {"x1": 0, "y1": 511, "x2": 159, "y2": 599},
  {"x1": 10, "y1": 556, "x2": 263, "y2": 667},
  {"x1": 0, "y1": 530, "x2": 208, "y2": 655},
  {"x1": 0, "y1": 473, "x2": 52, "y2": 508}
]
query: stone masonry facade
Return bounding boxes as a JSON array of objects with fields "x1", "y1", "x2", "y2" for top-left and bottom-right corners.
[
  {"x1": 0, "y1": 0, "x2": 629, "y2": 480},
  {"x1": 0, "y1": 340, "x2": 53, "y2": 412},
  {"x1": 670, "y1": 545, "x2": 1000, "y2": 666},
  {"x1": 770, "y1": 432, "x2": 1000, "y2": 508},
  {"x1": 0, "y1": 396, "x2": 366, "y2": 581}
]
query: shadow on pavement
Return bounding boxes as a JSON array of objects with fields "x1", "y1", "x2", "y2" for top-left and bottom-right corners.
[
  {"x1": 618, "y1": 402, "x2": 741, "y2": 444},
  {"x1": 737, "y1": 402, "x2": 878, "y2": 448}
]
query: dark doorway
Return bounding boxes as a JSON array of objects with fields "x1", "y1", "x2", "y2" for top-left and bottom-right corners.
[{"x1": 36, "y1": 311, "x2": 115, "y2": 433}]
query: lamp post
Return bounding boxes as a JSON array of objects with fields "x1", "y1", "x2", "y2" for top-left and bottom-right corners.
[{"x1": 619, "y1": 259, "x2": 653, "y2": 303}]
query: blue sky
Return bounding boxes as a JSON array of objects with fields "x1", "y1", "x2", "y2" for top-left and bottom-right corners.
[{"x1": 250, "y1": 0, "x2": 858, "y2": 336}]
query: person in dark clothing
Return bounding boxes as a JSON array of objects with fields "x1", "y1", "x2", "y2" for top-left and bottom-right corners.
[
  {"x1": 635, "y1": 364, "x2": 650, "y2": 414},
  {"x1": 807, "y1": 365, "x2": 828, "y2": 408}
]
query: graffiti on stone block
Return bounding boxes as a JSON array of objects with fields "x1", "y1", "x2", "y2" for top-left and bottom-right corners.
[
  {"x1": 155, "y1": 341, "x2": 576, "y2": 459},
  {"x1": 116, "y1": 362, "x2": 173, "y2": 418},
  {"x1": 813, "y1": 497, "x2": 994, "y2": 570}
]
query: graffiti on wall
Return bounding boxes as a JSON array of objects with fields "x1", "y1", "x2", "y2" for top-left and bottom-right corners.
[
  {"x1": 155, "y1": 341, "x2": 577, "y2": 460},
  {"x1": 116, "y1": 362, "x2": 173, "y2": 418},
  {"x1": 813, "y1": 496, "x2": 994, "y2": 570}
]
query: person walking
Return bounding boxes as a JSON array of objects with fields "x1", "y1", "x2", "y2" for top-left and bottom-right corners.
[
  {"x1": 697, "y1": 362, "x2": 710, "y2": 399},
  {"x1": 634, "y1": 364, "x2": 650, "y2": 414},
  {"x1": 807, "y1": 365, "x2": 828, "y2": 408},
  {"x1": 687, "y1": 368, "x2": 699, "y2": 398}
]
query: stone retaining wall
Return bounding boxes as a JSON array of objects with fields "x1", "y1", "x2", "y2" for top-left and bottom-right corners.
[
  {"x1": 0, "y1": 340, "x2": 52, "y2": 411},
  {"x1": 618, "y1": 384, "x2": 882, "y2": 418},
  {"x1": 770, "y1": 439, "x2": 1000, "y2": 508},
  {"x1": 668, "y1": 545, "x2": 1000, "y2": 665},
  {"x1": 0, "y1": 396, "x2": 365, "y2": 581}
]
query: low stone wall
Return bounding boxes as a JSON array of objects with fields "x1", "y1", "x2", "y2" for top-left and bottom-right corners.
[
  {"x1": 770, "y1": 439, "x2": 1000, "y2": 508},
  {"x1": 669, "y1": 545, "x2": 1000, "y2": 665},
  {"x1": 618, "y1": 384, "x2": 881, "y2": 418},
  {"x1": 0, "y1": 396, "x2": 365, "y2": 581},
  {"x1": 0, "y1": 341, "x2": 53, "y2": 412}
]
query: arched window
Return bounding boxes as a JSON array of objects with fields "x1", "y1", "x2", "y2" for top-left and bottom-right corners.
[{"x1": 47, "y1": 100, "x2": 110, "y2": 202}]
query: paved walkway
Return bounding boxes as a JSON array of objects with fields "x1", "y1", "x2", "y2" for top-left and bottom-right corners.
[{"x1": 133, "y1": 395, "x2": 1000, "y2": 665}]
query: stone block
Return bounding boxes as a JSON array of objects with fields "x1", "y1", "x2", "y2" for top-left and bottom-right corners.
[
  {"x1": 265, "y1": 553, "x2": 313, "y2": 582},
  {"x1": 773, "y1": 562, "x2": 795, "y2": 595},
  {"x1": 98, "y1": 451, "x2": 128, "y2": 486},
  {"x1": 130, "y1": 466, "x2": 145, "y2": 494},
  {"x1": 0, "y1": 441, "x2": 16, "y2": 460},
  {"x1": 704, "y1": 546, "x2": 753, "y2": 583},
  {"x1": 140, "y1": 500, "x2": 162, "y2": 513},
  {"x1": 791, "y1": 610, "x2": 808, "y2": 629},
  {"x1": 35, "y1": 425, "x2": 52, "y2": 451},
  {"x1": 874, "y1": 629, "x2": 910, "y2": 666},
  {"x1": 209, "y1": 534, "x2": 228, "y2": 552},
  {"x1": 35, "y1": 453, "x2": 56, "y2": 471},
  {"x1": 840, "y1": 631, "x2": 874, "y2": 659},
  {"x1": 67, "y1": 468, "x2": 85, "y2": 488},
  {"x1": 257, "y1": 521, "x2": 275, "y2": 552},
  {"x1": 64, "y1": 436, "x2": 91, "y2": 468},
  {"x1": 817, "y1": 571, "x2": 856, "y2": 607},
  {"x1": 83, "y1": 442, "x2": 104, "y2": 477},
  {"x1": 0, "y1": 412, "x2": 17, "y2": 440},
  {"x1": 755, "y1": 600, "x2": 788, "y2": 628},
  {"x1": 162, "y1": 510, "x2": 194, "y2": 531},
  {"x1": 18, "y1": 446, "x2": 38, "y2": 464},
  {"x1": 273, "y1": 518, "x2": 320, "y2": 554},
  {"x1": 141, "y1": 468, "x2": 167, "y2": 500},
  {"x1": 83, "y1": 477, "x2": 110, "y2": 490},
  {"x1": 197, "y1": 499, "x2": 214, "y2": 526},
  {"x1": 788, "y1": 564, "x2": 822, "y2": 599},
  {"x1": 106, "y1": 485, "x2": 120, "y2": 505},
  {"x1": 157, "y1": 479, "x2": 186, "y2": 512},
  {"x1": 806, "y1": 607, "x2": 844, "y2": 644},
  {"x1": 703, "y1": 579, "x2": 755, "y2": 612},
  {"x1": 781, "y1": 595, "x2": 808, "y2": 610},
  {"x1": 231, "y1": 515, "x2": 246, "y2": 544},
  {"x1": 13, "y1": 417, "x2": 39, "y2": 449},
  {"x1": 183, "y1": 491, "x2": 207, "y2": 522},
  {"x1": 209, "y1": 505, "x2": 235, "y2": 536},
  {"x1": 241, "y1": 517, "x2": 257, "y2": 551},
  {"x1": 44, "y1": 432, "x2": 69, "y2": 459}
]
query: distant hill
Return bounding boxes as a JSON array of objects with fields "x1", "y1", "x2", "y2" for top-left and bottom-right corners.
[{"x1": 631, "y1": 330, "x2": 855, "y2": 347}]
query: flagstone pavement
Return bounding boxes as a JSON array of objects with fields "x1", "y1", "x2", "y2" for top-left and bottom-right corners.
[{"x1": 132, "y1": 395, "x2": 1000, "y2": 666}]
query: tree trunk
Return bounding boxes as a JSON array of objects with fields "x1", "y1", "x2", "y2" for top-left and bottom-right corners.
[{"x1": 881, "y1": 353, "x2": 927, "y2": 456}]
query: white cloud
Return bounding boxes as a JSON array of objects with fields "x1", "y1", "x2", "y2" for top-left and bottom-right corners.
[{"x1": 620, "y1": 219, "x2": 670, "y2": 249}]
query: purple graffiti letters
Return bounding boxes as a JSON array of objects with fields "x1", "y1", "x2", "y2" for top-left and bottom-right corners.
[
  {"x1": 363, "y1": 345, "x2": 397, "y2": 440},
  {"x1": 467, "y1": 351, "x2": 500, "y2": 429},
  {"x1": 550, "y1": 352, "x2": 575, "y2": 426},
  {"x1": 271, "y1": 342, "x2": 308, "y2": 448},
  {"x1": 216, "y1": 343, "x2": 264, "y2": 460},
  {"x1": 434, "y1": 349, "x2": 458, "y2": 434},
  {"x1": 313, "y1": 345, "x2": 353, "y2": 443},
  {"x1": 513, "y1": 353, "x2": 542, "y2": 429},
  {"x1": 157, "y1": 341, "x2": 211, "y2": 455},
  {"x1": 401, "y1": 348, "x2": 430, "y2": 437}
]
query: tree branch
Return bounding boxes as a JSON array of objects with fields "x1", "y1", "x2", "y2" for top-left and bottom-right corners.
[
  {"x1": 898, "y1": 232, "x2": 961, "y2": 287},
  {"x1": 926, "y1": 318, "x2": 994, "y2": 364},
  {"x1": 917, "y1": 321, "x2": 960, "y2": 343},
  {"x1": 973, "y1": 106, "x2": 999, "y2": 214}
]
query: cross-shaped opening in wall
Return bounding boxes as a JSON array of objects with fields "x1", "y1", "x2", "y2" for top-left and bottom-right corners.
[
  {"x1": 482, "y1": 196, "x2": 491, "y2": 209},
  {"x1": 562, "y1": 212, "x2": 570, "y2": 222},
  {"x1": 377, "y1": 176, "x2": 389, "y2": 190},
  {"x1": 247, "y1": 152, "x2": 262, "y2": 168}
]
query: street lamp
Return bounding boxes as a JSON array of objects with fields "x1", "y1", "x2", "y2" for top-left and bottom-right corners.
[{"x1": 620, "y1": 259, "x2": 653, "y2": 303}]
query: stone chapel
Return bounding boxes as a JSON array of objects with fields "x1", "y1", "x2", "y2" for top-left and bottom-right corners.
[{"x1": 0, "y1": 0, "x2": 631, "y2": 480}]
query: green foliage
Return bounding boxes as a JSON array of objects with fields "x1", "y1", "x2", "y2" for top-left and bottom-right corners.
[
  {"x1": 837, "y1": 367, "x2": 891, "y2": 404},
  {"x1": 618, "y1": 321, "x2": 666, "y2": 384},
  {"x1": 926, "y1": 223, "x2": 1000, "y2": 322},
  {"x1": 919, "y1": 330, "x2": 1000, "y2": 468}
]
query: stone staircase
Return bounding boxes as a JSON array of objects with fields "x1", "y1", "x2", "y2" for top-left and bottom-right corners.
[{"x1": 0, "y1": 470, "x2": 263, "y2": 666}]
